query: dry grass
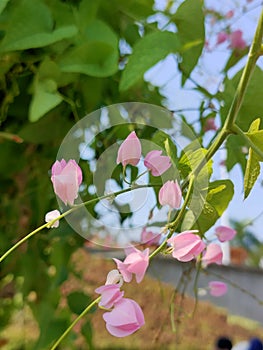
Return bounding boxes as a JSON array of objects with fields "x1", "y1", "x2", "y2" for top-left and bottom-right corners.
[
  {"x1": 73, "y1": 250, "x2": 263, "y2": 350},
  {"x1": 1, "y1": 249, "x2": 263, "y2": 350}
]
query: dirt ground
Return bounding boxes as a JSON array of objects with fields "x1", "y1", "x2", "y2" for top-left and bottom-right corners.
[
  {"x1": 1, "y1": 248, "x2": 262, "y2": 350},
  {"x1": 66, "y1": 249, "x2": 263, "y2": 350}
]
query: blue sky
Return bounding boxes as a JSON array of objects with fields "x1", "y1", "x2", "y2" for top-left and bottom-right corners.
[{"x1": 145, "y1": 0, "x2": 263, "y2": 241}]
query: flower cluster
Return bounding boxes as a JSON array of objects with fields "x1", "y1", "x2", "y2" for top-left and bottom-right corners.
[
  {"x1": 216, "y1": 29, "x2": 246, "y2": 50},
  {"x1": 113, "y1": 246, "x2": 150, "y2": 283},
  {"x1": 117, "y1": 131, "x2": 171, "y2": 177},
  {"x1": 95, "y1": 269, "x2": 145, "y2": 337},
  {"x1": 117, "y1": 131, "x2": 182, "y2": 209},
  {"x1": 167, "y1": 226, "x2": 236, "y2": 267},
  {"x1": 45, "y1": 131, "x2": 238, "y2": 339}
]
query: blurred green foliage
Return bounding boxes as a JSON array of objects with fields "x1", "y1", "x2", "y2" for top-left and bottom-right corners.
[{"x1": 0, "y1": 0, "x2": 262, "y2": 348}]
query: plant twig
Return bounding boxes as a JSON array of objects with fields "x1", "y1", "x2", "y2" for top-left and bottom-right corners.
[{"x1": 0, "y1": 184, "x2": 155, "y2": 264}]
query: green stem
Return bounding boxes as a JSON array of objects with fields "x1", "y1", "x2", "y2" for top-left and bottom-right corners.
[
  {"x1": 231, "y1": 124, "x2": 263, "y2": 160},
  {"x1": 149, "y1": 176, "x2": 195, "y2": 259},
  {"x1": 60, "y1": 93, "x2": 80, "y2": 123},
  {"x1": 192, "y1": 261, "x2": 202, "y2": 316},
  {"x1": 168, "y1": 175, "x2": 194, "y2": 231},
  {"x1": 0, "y1": 222, "x2": 51, "y2": 263},
  {"x1": 135, "y1": 169, "x2": 149, "y2": 181},
  {"x1": 224, "y1": 8, "x2": 263, "y2": 131},
  {"x1": 170, "y1": 292, "x2": 176, "y2": 333},
  {"x1": 0, "y1": 184, "x2": 154, "y2": 264},
  {"x1": 122, "y1": 166, "x2": 132, "y2": 185},
  {"x1": 0, "y1": 131, "x2": 23, "y2": 143},
  {"x1": 50, "y1": 297, "x2": 101, "y2": 350},
  {"x1": 183, "y1": 9, "x2": 263, "y2": 188},
  {"x1": 182, "y1": 128, "x2": 229, "y2": 190},
  {"x1": 149, "y1": 232, "x2": 168, "y2": 260}
]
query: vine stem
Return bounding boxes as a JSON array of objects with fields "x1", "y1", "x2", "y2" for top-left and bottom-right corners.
[
  {"x1": 224, "y1": 8, "x2": 263, "y2": 131},
  {"x1": 48, "y1": 11, "x2": 263, "y2": 349},
  {"x1": 183, "y1": 9, "x2": 263, "y2": 187},
  {"x1": 0, "y1": 222, "x2": 55, "y2": 263},
  {"x1": 49, "y1": 176, "x2": 194, "y2": 348},
  {"x1": 49, "y1": 297, "x2": 101, "y2": 350},
  {"x1": 0, "y1": 184, "x2": 154, "y2": 264}
]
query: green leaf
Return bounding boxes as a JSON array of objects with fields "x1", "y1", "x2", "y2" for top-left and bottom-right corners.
[
  {"x1": 224, "y1": 47, "x2": 249, "y2": 72},
  {"x1": 225, "y1": 135, "x2": 247, "y2": 173},
  {"x1": 0, "y1": 0, "x2": 77, "y2": 52},
  {"x1": 184, "y1": 180, "x2": 234, "y2": 234},
  {"x1": 19, "y1": 109, "x2": 73, "y2": 143},
  {"x1": 29, "y1": 79, "x2": 63, "y2": 122},
  {"x1": 30, "y1": 293, "x2": 70, "y2": 350},
  {"x1": 34, "y1": 318, "x2": 69, "y2": 350},
  {"x1": 120, "y1": 31, "x2": 181, "y2": 91},
  {"x1": 38, "y1": 57, "x2": 76, "y2": 87},
  {"x1": 246, "y1": 130, "x2": 263, "y2": 160},
  {"x1": 173, "y1": 0, "x2": 205, "y2": 83},
  {"x1": 75, "y1": 0, "x2": 100, "y2": 31},
  {"x1": 221, "y1": 66, "x2": 263, "y2": 130},
  {"x1": 67, "y1": 291, "x2": 91, "y2": 315},
  {"x1": 151, "y1": 130, "x2": 178, "y2": 167},
  {"x1": 164, "y1": 137, "x2": 178, "y2": 169},
  {"x1": 119, "y1": 0, "x2": 154, "y2": 19},
  {"x1": 179, "y1": 148, "x2": 213, "y2": 187},
  {"x1": 113, "y1": 201, "x2": 133, "y2": 223},
  {"x1": 58, "y1": 20, "x2": 119, "y2": 77},
  {"x1": 82, "y1": 320, "x2": 94, "y2": 349},
  {"x1": 179, "y1": 114, "x2": 198, "y2": 141},
  {"x1": 0, "y1": 0, "x2": 10, "y2": 14},
  {"x1": 150, "y1": 130, "x2": 180, "y2": 183},
  {"x1": 0, "y1": 52, "x2": 20, "y2": 76},
  {"x1": 0, "y1": 143, "x2": 25, "y2": 177},
  {"x1": 244, "y1": 119, "x2": 261, "y2": 199}
]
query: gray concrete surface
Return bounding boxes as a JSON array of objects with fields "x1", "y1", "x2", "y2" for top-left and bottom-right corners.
[{"x1": 147, "y1": 256, "x2": 263, "y2": 324}]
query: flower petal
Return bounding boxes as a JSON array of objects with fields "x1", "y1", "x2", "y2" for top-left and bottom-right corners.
[{"x1": 117, "y1": 131, "x2": 141, "y2": 166}]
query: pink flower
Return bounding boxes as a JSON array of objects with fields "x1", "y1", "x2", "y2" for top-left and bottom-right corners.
[
  {"x1": 117, "y1": 131, "x2": 141, "y2": 167},
  {"x1": 225, "y1": 10, "x2": 234, "y2": 19},
  {"x1": 202, "y1": 243, "x2": 223, "y2": 266},
  {"x1": 229, "y1": 30, "x2": 246, "y2": 50},
  {"x1": 217, "y1": 31, "x2": 229, "y2": 45},
  {"x1": 95, "y1": 284, "x2": 124, "y2": 309},
  {"x1": 215, "y1": 225, "x2": 237, "y2": 242},
  {"x1": 45, "y1": 209, "x2": 61, "y2": 228},
  {"x1": 141, "y1": 228, "x2": 161, "y2": 246},
  {"x1": 51, "y1": 159, "x2": 82, "y2": 205},
  {"x1": 144, "y1": 150, "x2": 171, "y2": 176},
  {"x1": 113, "y1": 246, "x2": 149, "y2": 283},
  {"x1": 158, "y1": 180, "x2": 182, "y2": 209},
  {"x1": 204, "y1": 118, "x2": 218, "y2": 132},
  {"x1": 167, "y1": 231, "x2": 206, "y2": 262},
  {"x1": 103, "y1": 298, "x2": 145, "y2": 337},
  {"x1": 105, "y1": 269, "x2": 123, "y2": 286},
  {"x1": 208, "y1": 281, "x2": 228, "y2": 297}
]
